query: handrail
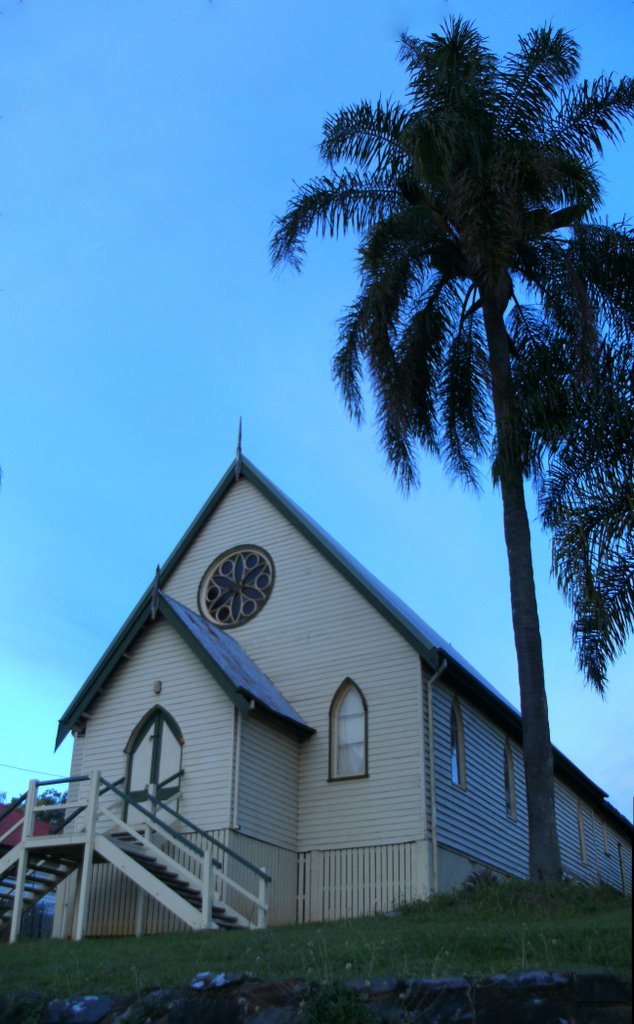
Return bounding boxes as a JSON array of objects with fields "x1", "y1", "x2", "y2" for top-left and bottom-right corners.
[
  {"x1": 99, "y1": 779, "x2": 220, "y2": 864},
  {"x1": 145, "y1": 791, "x2": 272, "y2": 883},
  {"x1": 2, "y1": 771, "x2": 271, "y2": 936},
  {"x1": 35, "y1": 775, "x2": 90, "y2": 788},
  {"x1": 51, "y1": 777, "x2": 126, "y2": 835},
  {"x1": 3, "y1": 772, "x2": 270, "y2": 903}
]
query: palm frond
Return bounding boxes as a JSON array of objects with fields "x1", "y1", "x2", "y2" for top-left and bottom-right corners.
[
  {"x1": 500, "y1": 26, "x2": 580, "y2": 136},
  {"x1": 400, "y1": 18, "x2": 497, "y2": 119},
  {"x1": 440, "y1": 304, "x2": 491, "y2": 488},
  {"x1": 272, "y1": 17, "x2": 634, "y2": 693},
  {"x1": 539, "y1": 348, "x2": 634, "y2": 689},
  {"x1": 333, "y1": 219, "x2": 425, "y2": 419},
  {"x1": 319, "y1": 99, "x2": 410, "y2": 175},
  {"x1": 517, "y1": 235, "x2": 602, "y2": 370},
  {"x1": 271, "y1": 169, "x2": 406, "y2": 269},
  {"x1": 566, "y1": 221, "x2": 634, "y2": 340},
  {"x1": 551, "y1": 74, "x2": 634, "y2": 159}
]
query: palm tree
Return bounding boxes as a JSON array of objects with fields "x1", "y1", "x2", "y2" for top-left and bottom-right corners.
[{"x1": 271, "y1": 19, "x2": 634, "y2": 882}]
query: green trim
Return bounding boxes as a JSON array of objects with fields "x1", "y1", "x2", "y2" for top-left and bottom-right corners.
[
  {"x1": 124, "y1": 704, "x2": 183, "y2": 755},
  {"x1": 55, "y1": 603, "x2": 153, "y2": 749},
  {"x1": 161, "y1": 462, "x2": 239, "y2": 585},
  {"x1": 158, "y1": 595, "x2": 251, "y2": 717},
  {"x1": 55, "y1": 463, "x2": 241, "y2": 749},
  {"x1": 56, "y1": 454, "x2": 439, "y2": 750},
  {"x1": 124, "y1": 705, "x2": 184, "y2": 813}
]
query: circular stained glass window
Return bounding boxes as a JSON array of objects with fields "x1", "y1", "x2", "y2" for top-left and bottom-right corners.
[{"x1": 198, "y1": 546, "x2": 274, "y2": 628}]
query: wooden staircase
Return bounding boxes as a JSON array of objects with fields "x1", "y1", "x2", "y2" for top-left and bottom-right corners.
[
  {"x1": 105, "y1": 832, "x2": 241, "y2": 929},
  {"x1": 0, "y1": 848, "x2": 78, "y2": 937},
  {"x1": 0, "y1": 773, "x2": 270, "y2": 942}
]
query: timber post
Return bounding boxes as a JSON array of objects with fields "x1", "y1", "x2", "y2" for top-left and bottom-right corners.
[
  {"x1": 73, "y1": 769, "x2": 100, "y2": 941},
  {"x1": 8, "y1": 779, "x2": 37, "y2": 943},
  {"x1": 257, "y1": 868, "x2": 269, "y2": 929},
  {"x1": 201, "y1": 848, "x2": 217, "y2": 929}
]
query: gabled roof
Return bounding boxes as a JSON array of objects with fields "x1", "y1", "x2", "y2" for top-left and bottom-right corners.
[
  {"x1": 55, "y1": 587, "x2": 312, "y2": 748},
  {"x1": 160, "y1": 592, "x2": 312, "y2": 735},
  {"x1": 56, "y1": 456, "x2": 630, "y2": 835}
]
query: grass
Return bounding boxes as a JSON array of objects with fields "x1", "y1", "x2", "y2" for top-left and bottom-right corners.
[{"x1": 0, "y1": 881, "x2": 630, "y2": 999}]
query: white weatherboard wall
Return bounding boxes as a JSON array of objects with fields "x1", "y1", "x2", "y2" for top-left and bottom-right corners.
[
  {"x1": 237, "y1": 716, "x2": 299, "y2": 850},
  {"x1": 72, "y1": 620, "x2": 236, "y2": 832},
  {"x1": 164, "y1": 478, "x2": 427, "y2": 854}
]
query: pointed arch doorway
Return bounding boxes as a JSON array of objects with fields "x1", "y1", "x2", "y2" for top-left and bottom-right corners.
[{"x1": 125, "y1": 706, "x2": 184, "y2": 822}]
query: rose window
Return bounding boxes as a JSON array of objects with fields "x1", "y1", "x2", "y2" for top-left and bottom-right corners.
[{"x1": 198, "y1": 547, "x2": 274, "y2": 627}]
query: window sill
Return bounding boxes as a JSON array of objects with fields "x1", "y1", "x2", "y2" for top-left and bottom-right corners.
[{"x1": 328, "y1": 772, "x2": 369, "y2": 783}]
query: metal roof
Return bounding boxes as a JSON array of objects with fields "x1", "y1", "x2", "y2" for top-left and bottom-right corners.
[
  {"x1": 266, "y1": 476, "x2": 518, "y2": 714},
  {"x1": 160, "y1": 592, "x2": 312, "y2": 733}
]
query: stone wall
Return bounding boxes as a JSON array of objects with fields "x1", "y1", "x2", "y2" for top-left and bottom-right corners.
[{"x1": 1, "y1": 971, "x2": 631, "y2": 1024}]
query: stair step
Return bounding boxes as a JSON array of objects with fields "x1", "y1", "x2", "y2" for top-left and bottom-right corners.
[{"x1": 35, "y1": 865, "x2": 69, "y2": 877}]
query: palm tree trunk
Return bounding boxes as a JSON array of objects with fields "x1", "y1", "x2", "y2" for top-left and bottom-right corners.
[{"x1": 483, "y1": 296, "x2": 562, "y2": 883}]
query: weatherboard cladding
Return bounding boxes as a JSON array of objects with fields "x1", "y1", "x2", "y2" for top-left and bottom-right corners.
[
  {"x1": 433, "y1": 681, "x2": 530, "y2": 879},
  {"x1": 56, "y1": 455, "x2": 630, "y2": 841},
  {"x1": 431, "y1": 678, "x2": 632, "y2": 890},
  {"x1": 163, "y1": 475, "x2": 425, "y2": 851},
  {"x1": 75, "y1": 620, "x2": 236, "y2": 832},
  {"x1": 237, "y1": 715, "x2": 299, "y2": 849}
]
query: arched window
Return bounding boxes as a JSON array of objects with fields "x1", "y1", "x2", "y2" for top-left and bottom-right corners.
[
  {"x1": 329, "y1": 680, "x2": 367, "y2": 780},
  {"x1": 618, "y1": 843, "x2": 626, "y2": 893},
  {"x1": 450, "y1": 699, "x2": 466, "y2": 789},
  {"x1": 603, "y1": 823, "x2": 610, "y2": 857},
  {"x1": 504, "y1": 738, "x2": 516, "y2": 820}
]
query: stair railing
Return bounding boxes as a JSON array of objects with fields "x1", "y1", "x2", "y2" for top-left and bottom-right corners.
[
  {"x1": 3, "y1": 772, "x2": 271, "y2": 933},
  {"x1": 96, "y1": 775, "x2": 270, "y2": 929},
  {"x1": 141, "y1": 788, "x2": 271, "y2": 928},
  {"x1": 98, "y1": 779, "x2": 228, "y2": 925}
]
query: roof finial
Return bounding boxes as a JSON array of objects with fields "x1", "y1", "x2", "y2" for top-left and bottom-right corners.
[
  {"x1": 235, "y1": 417, "x2": 243, "y2": 480},
  {"x1": 150, "y1": 564, "x2": 161, "y2": 621}
]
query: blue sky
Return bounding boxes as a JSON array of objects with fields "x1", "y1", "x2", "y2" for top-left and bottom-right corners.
[{"x1": 0, "y1": 0, "x2": 631, "y2": 820}]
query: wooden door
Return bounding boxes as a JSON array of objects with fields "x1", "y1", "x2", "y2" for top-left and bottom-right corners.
[{"x1": 126, "y1": 707, "x2": 183, "y2": 824}]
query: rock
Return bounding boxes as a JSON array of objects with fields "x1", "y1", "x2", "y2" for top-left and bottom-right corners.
[
  {"x1": 112, "y1": 991, "x2": 173, "y2": 1022},
  {"x1": 190, "y1": 972, "x2": 247, "y2": 991},
  {"x1": 408, "y1": 988, "x2": 474, "y2": 1023},
  {"x1": 573, "y1": 1008, "x2": 632, "y2": 1024},
  {"x1": 345, "y1": 978, "x2": 399, "y2": 997},
  {"x1": 44, "y1": 995, "x2": 116, "y2": 1024}
]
